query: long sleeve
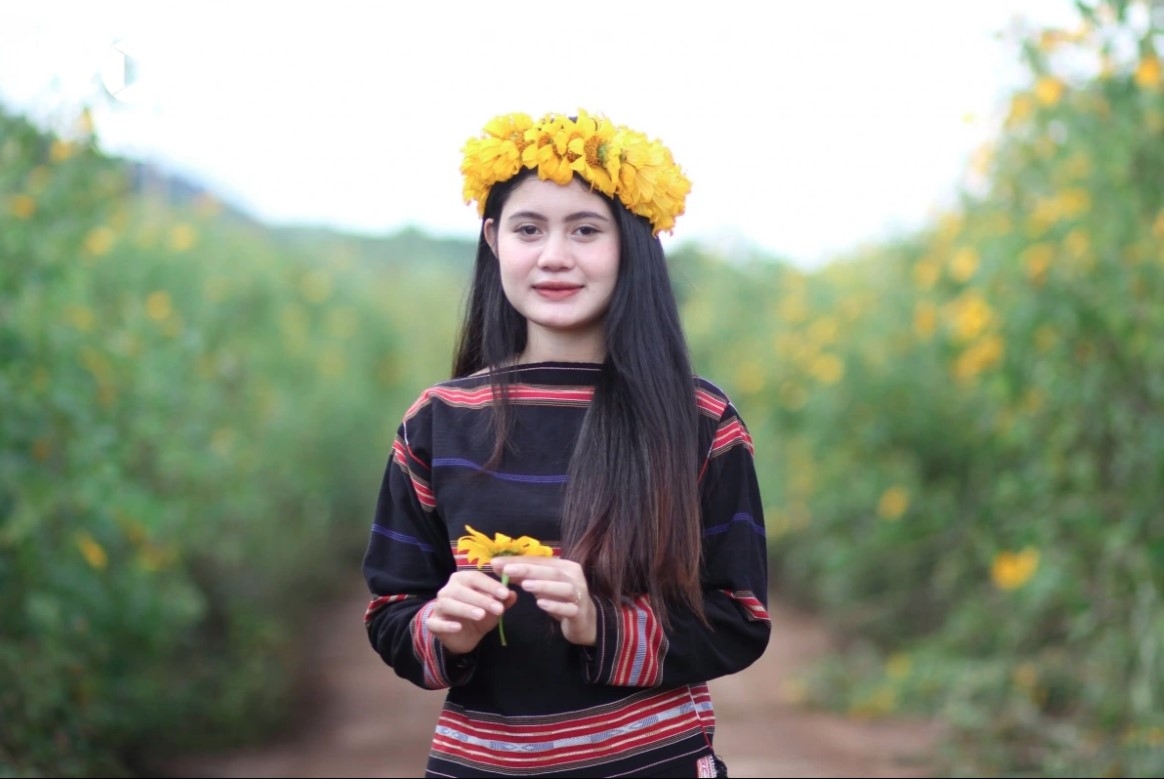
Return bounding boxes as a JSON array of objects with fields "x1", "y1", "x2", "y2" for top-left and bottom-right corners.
[
  {"x1": 362, "y1": 396, "x2": 476, "y2": 690},
  {"x1": 582, "y1": 395, "x2": 771, "y2": 688}
]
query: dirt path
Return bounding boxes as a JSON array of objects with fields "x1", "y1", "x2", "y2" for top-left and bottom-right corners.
[{"x1": 163, "y1": 578, "x2": 942, "y2": 778}]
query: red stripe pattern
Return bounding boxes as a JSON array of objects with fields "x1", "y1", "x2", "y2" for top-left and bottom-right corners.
[
  {"x1": 430, "y1": 684, "x2": 715, "y2": 775},
  {"x1": 411, "y1": 601, "x2": 452, "y2": 689},
  {"x1": 597, "y1": 595, "x2": 667, "y2": 688},
  {"x1": 722, "y1": 589, "x2": 771, "y2": 625},
  {"x1": 392, "y1": 437, "x2": 435, "y2": 510},
  {"x1": 695, "y1": 387, "x2": 728, "y2": 420},
  {"x1": 364, "y1": 593, "x2": 413, "y2": 624},
  {"x1": 406, "y1": 385, "x2": 596, "y2": 418},
  {"x1": 710, "y1": 416, "x2": 754, "y2": 458}
]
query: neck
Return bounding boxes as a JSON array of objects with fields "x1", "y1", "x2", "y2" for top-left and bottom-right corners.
[{"x1": 519, "y1": 326, "x2": 606, "y2": 365}]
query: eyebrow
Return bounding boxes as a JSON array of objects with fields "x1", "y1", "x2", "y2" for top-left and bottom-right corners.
[{"x1": 505, "y1": 210, "x2": 611, "y2": 223}]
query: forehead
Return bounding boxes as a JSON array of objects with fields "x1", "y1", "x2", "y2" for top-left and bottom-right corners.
[{"x1": 502, "y1": 176, "x2": 614, "y2": 218}]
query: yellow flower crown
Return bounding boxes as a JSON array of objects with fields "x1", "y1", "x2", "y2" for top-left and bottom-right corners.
[{"x1": 460, "y1": 110, "x2": 692, "y2": 235}]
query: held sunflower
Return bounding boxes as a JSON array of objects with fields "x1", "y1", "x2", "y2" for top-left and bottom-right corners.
[{"x1": 455, "y1": 525, "x2": 553, "y2": 646}]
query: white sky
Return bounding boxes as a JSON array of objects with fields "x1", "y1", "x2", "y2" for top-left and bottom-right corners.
[{"x1": 0, "y1": 1, "x2": 1082, "y2": 266}]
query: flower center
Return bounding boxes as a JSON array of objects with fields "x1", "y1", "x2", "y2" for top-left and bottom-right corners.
[{"x1": 584, "y1": 136, "x2": 605, "y2": 168}]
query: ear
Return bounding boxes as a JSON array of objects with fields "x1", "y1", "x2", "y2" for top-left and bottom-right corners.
[{"x1": 483, "y1": 219, "x2": 499, "y2": 259}]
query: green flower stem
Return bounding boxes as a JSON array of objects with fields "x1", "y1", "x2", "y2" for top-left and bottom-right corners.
[{"x1": 499, "y1": 572, "x2": 509, "y2": 646}]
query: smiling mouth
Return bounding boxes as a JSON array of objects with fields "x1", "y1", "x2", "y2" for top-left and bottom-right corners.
[{"x1": 533, "y1": 284, "x2": 582, "y2": 299}]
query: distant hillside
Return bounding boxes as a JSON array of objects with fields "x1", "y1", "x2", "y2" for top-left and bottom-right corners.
[{"x1": 268, "y1": 223, "x2": 477, "y2": 271}]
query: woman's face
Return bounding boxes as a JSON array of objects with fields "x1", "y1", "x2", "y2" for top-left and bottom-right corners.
[{"x1": 485, "y1": 176, "x2": 620, "y2": 363}]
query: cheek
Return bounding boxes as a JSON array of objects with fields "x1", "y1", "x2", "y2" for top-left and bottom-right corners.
[
  {"x1": 495, "y1": 246, "x2": 531, "y2": 296},
  {"x1": 598, "y1": 244, "x2": 621, "y2": 283}
]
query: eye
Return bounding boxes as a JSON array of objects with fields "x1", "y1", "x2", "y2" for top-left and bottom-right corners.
[
  {"x1": 516, "y1": 224, "x2": 540, "y2": 237},
  {"x1": 574, "y1": 225, "x2": 600, "y2": 237}
]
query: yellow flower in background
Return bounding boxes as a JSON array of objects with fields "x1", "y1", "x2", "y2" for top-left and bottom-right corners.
[
  {"x1": 953, "y1": 334, "x2": 1005, "y2": 382},
  {"x1": 810, "y1": 353, "x2": 845, "y2": 385},
  {"x1": 1034, "y1": 75, "x2": 1065, "y2": 106},
  {"x1": 1058, "y1": 188, "x2": 1091, "y2": 219},
  {"x1": 66, "y1": 305, "x2": 95, "y2": 333},
  {"x1": 1064, "y1": 228, "x2": 1091, "y2": 262},
  {"x1": 168, "y1": 223, "x2": 197, "y2": 252},
  {"x1": 991, "y1": 547, "x2": 1040, "y2": 591},
  {"x1": 456, "y1": 525, "x2": 552, "y2": 646},
  {"x1": 84, "y1": 226, "x2": 115, "y2": 256},
  {"x1": 950, "y1": 293, "x2": 994, "y2": 342},
  {"x1": 1135, "y1": 54, "x2": 1161, "y2": 90},
  {"x1": 1037, "y1": 29, "x2": 1070, "y2": 52},
  {"x1": 877, "y1": 486, "x2": 910, "y2": 521},
  {"x1": 8, "y1": 193, "x2": 36, "y2": 220},
  {"x1": 76, "y1": 532, "x2": 108, "y2": 570},
  {"x1": 1022, "y1": 243, "x2": 1055, "y2": 284},
  {"x1": 913, "y1": 258, "x2": 940, "y2": 289},
  {"x1": 50, "y1": 138, "x2": 74, "y2": 162},
  {"x1": 777, "y1": 295, "x2": 809, "y2": 323},
  {"x1": 808, "y1": 317, "x2": 839, "y2": 345},
  {"x1": 914, "y1": 302, "x2": 938, "y2": 338},
  {"x1": 145, "y1": 291, "x2": 172, "y2": 322},
  {"x1": 1006, "y1": 93, "x2": 1036, "y2": 127},
  {"x1": 734, "y1": 360, "x2": 765, "y2": 394},
  {"x1": 949, "y1": 247, "x2": 980, "y2": 282}
]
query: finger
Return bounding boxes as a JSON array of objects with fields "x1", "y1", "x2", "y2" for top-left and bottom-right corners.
[
  {"x1": 450, "y1": 571, "x2": 512, "y2": 600},
  {"x1": 521, "y1": 579, "x2": 584, "y2": 605},
  {"x1": 444, "y1": 580, "x2": 511, "y2": 613},
  {"x1": 425, "y1": 615, "x2": 465, "y2": 633},
  {"x1": 435, "y1": 600, "x2": 488, "y2": 622},
  {"x1": 533, "y1": 589, "x2": 586, "y2": 618},
  {"x1": 492, "y1": 556, "x2": 566, "y2": 576},
  {"x1": 497, "y1": 562, "x2": 562, "y2": 583}
]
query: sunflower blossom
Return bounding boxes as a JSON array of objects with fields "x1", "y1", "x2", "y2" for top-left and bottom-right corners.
[
  {"x1": 461, "y1": 109, "x2": 691, "y2": 235},
  {"x1": 455, "y1": 525, "x2": 552, "y2": 646}
]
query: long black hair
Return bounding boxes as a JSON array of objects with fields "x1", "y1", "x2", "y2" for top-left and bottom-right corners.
[{"x1": 451, "y1": 168, "x2": 704, "y2": 629}]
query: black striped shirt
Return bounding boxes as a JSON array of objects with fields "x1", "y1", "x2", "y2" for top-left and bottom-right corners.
[{"x1": 362, "y1": 362, "x2": 770, "y2": 777}]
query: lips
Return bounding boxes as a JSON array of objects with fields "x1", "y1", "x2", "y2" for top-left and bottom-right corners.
[
  {"x1": 533, "y1": 283, "x2": 583, "y2": 300},
  {"x1": 533, "y1": 283, "x2": 582, "y2": 291}
]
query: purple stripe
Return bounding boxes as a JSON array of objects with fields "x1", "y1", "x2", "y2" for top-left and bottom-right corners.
[
  {"x1": 432, "y1": 457, "x2": 568, "y2": 484},
  {"x1": 703, "y1": 512, "x2": 764, "y2": 538},
  {"x1": 372, "y1": 524, "x2": 436, "y2": 552}
]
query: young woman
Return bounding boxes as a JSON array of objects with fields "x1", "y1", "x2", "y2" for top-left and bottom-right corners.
[{"x1": 362, "y1": 111, "x2": 770, "y2": 778}]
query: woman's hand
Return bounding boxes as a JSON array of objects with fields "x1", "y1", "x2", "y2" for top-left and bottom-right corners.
[
  {"x1": 491, "y1": 556, "x2": 596, "y2": 647},
  {"x1": 426, "y1": 570, "x2": 516, "y2": 656}
]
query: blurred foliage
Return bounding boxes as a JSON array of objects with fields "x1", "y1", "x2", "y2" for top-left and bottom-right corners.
[
  {"x1": 679, "y1": 1, "x2": 1164, "y2": 776},
  {"x1": 0, "y1": 106, "x2": 462, "y2": 775},
  {"x1": 2, "y1": 0, "x2": 1163, "y2": 776}
]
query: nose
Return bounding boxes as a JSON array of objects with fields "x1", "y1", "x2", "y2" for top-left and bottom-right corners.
[{"x1": 537, "y1": 229, "x2": 574, "y2": 270}]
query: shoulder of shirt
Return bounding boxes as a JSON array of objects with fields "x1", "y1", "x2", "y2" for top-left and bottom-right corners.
[
  {"x1": 400, "y1": 364, "x2": 576, "y2": 422},
  {"x1": 693, "y1": 374, "x2": 743, "y2": 422}
]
